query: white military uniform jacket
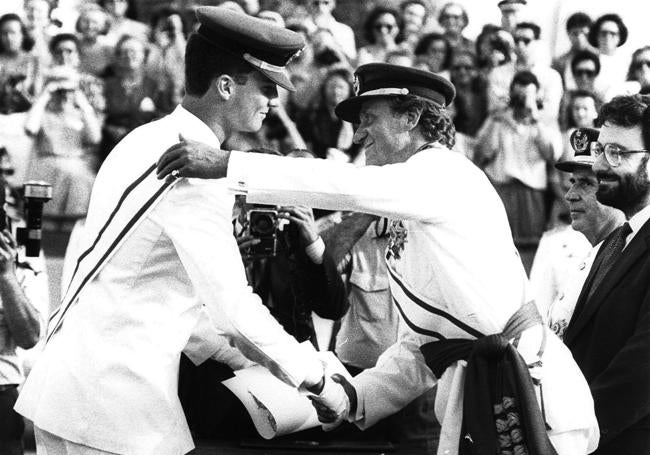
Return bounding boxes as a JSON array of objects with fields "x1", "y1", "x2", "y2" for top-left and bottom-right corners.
[
  {"x1": 228, "y1": 145, "x2": 600, "y2": 454},
  {"x1": 15, "y1": 106, "x2": 322, "y2": 455}
]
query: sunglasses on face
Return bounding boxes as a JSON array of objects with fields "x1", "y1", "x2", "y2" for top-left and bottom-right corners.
[
  {"x1": 374, "y1": 23, "x2": 395, "y2": 32},
  {"x1": 632, "y1": 60, "x2": 650, "y2": 71},
  {"x1": 593, "y1": 143, "x2": 650, "y2": 167},
  {"x1": 514, "y1": 37, "x2": 532, "y2": 45},
  {"x1": 574, "y1": 68, "x2": 596, "y2": 78}
]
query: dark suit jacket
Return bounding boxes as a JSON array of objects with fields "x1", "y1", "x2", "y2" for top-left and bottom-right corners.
[{"x1": 564, "y1": 218, "x2": 650, "y2": 455}]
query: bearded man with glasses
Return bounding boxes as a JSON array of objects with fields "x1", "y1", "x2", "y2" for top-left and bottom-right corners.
[{"x1": 563, "y1": 94, "x2": 650, "y2": 455}]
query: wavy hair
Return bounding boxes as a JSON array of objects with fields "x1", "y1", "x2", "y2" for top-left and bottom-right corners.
[{"x1": 390, "y1": 95, "x2": 456, "y2": 149}]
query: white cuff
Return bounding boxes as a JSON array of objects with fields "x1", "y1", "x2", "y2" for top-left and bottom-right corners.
[
  {"x1": 305, "y1": 236, "x2": 325, "y2": 264},
  {"x1": 227, "y1": 150, "x2": 249, "y2": 195}
]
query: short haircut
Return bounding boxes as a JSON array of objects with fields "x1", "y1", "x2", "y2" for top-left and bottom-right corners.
[
  {"x1": 400, "y1": 0, "x2": 428, "y2": 15},
  {"x1": 390, "y1": 95, "x2": 456, "y2": 149},
  {"x1": 515, "y1": 21, "x2": 541, "y2": 40},
  {"x1": 0, "y1": 13, "x2": 34, "y2": 53},
  {"x1": 438, "y1": 2, "x2": 469, "y2": 27},
  {"x1": 597, "y1": 94, "x2": 650, "y2": 150},
  {"x1": 571, "y1": 49, "x2": 601, "y2": 75},
  {"x1": 49, "y1": 33, "x2": 80, "y2": 54},
  {"x1": 414, "y1": 33, "x2": 452, "y2": 70},
  {"x1": 627, "y1": 46, "x2": 650, "y2": 82},
  {"x1": 75, "y1": 5, "x2": 111, "y2": 35},
  {"x1": 511, "y1": 70, "x2": 539, "y2": 90},
  {"x1": 588, "y1": 13, "x2": 628, "y2": 48},
  {"x1": 184, "y1": 33, "x2": 255, "y2": 97},
  {"x1": 566, "y1": 89, "x2": 600, "y2": 129},
  {"x1": 565, "y1": 12, "x2": 591, "y2": 32},
  {"x1": 363, "y1": 6, "x2": 401, "y2": 45}
]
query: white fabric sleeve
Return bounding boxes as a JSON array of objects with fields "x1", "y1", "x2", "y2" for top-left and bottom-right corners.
[{"x1": 156, "y1": 178, "x2": 323, "y2": 388}]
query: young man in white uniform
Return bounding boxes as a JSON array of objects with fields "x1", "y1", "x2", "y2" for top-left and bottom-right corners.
[{"x1": 156, "y1": 63, "x2": 600, "y2": 454}]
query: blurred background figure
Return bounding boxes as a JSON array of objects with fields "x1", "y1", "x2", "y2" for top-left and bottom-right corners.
[
  {"x1": 23, "y1": 0, "x2": 59, "y2": 66},
  {"x1": 75, "y1": 4, "x2": 112, "y2": 77},
  {"x1": 497, "y1": 0, "x2": 526, "y2": 34},
  {"x1": 552, "y1": 12, "x2": 595, "y2": 91},
  {"x1": 398, "y1": 0, "x2": 427, "y2": 53},
  {"x1": 306, "y1": 0, "x2": 356, "y2": 63},
  {"x1": 588, "y1": 13, "x2": 629, "y2": 96},
  {"x1": 438, "y1": 2, "x2": 473, "y2": 55},
  {"x1": 100, "y1": 0, "x2": 149, "y2": 45},
  {"x1": 413, "y1": 32, "x2": 451, "y2": 78},
  {"x1": 357, "y1": 6, "x2": 401, "y2": 66}
]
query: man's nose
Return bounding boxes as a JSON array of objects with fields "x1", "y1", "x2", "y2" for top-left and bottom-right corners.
[
  {"x1": 565, "y1": 185, "x2": 580, "y2": 202},
  {"x1": 352, "y1": 126, "x2": 367, "y2": 145}
]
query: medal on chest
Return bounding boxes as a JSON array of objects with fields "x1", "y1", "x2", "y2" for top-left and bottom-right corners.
[{"x1": 387, "y1": 220, "x2": 408, "y2": 261}]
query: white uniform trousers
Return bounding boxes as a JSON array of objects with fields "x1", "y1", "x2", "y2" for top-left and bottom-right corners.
[{"x1": 35, "y1": 427, "x2": 118, "y2": 455}]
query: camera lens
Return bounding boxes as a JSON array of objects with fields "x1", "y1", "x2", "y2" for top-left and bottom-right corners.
[{"x1": 251, "y1": 213, "x2": 275, "y2": 235}]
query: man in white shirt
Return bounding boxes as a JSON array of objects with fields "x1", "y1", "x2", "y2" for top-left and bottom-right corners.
[
  {"x1": 157, "y1": 63, "x2": 599, "y2": 454},
  {"x1": 15, "y1": 7, "x2": 346, "y2": 455}
]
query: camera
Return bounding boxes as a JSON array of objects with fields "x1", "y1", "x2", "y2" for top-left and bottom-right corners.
[
  {"x1": 8, "y1": 181, "x2": 52, "y2": 257},
  {"x1": 245, "y1": 207, "x2": 280, "y2": 259}
]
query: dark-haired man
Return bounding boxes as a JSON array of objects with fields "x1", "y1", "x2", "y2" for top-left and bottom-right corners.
[
  {"x1": 15, "y1": 7, "x2": 347, "y2": 455},
  {"x1": 157, "y1": 63, "x2": 599, "y2": 454},
  {"x1": 552, "y1": 12, "x2": 597, "y2": 88},
  {"x1": 563, "y1": 94, "x2": 650, "y2": 454}
]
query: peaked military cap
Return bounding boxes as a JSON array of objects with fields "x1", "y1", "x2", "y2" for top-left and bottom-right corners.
[
  {"x1": 498, "y1": 0, "x2": 527, "y2": 7},
  {"x1": 194, "y1": 6, "x2": 304, "y2": 91},
  {"x1": 555, "y1": 127, "x2": 600, "y2": 172},
  {"x1": 335, "y1": 63, "x2": 456, "y2": 123}
]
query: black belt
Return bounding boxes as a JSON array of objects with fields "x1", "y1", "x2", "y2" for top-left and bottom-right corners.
[{"x1": 0, "y1": 384, "x2": 18, "y2": 392}]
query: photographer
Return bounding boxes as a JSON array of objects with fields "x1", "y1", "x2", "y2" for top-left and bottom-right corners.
[{"x1": 0, "y1": 149, "x2": 47, "y2": 455}]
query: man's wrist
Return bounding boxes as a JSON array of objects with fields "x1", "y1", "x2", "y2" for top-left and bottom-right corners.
[{"x1": 305, "y1": 375, "x2": 325, "y2": 394}]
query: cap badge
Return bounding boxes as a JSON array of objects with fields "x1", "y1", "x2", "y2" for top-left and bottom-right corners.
[
  {"x1": 573, "y1": 130, "x2": 589, "y2": 153},
  {"x1": 353, "y1": 75, "x2": 360, "y2": 96}
]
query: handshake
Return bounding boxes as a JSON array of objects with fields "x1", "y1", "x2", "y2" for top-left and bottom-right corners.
[{"x1": 308, "y1": 373, "x2": 358, "y2": 431}]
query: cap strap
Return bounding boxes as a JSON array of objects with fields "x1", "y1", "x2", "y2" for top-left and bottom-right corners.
[
  {"x1": 360, "y1": 88, "x2": 410, "y2": 97},
  {"x1": 243, "y1": 53, "x2": 287, "y2": 72}
]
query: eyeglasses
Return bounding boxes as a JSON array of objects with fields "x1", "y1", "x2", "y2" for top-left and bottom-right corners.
[
  {"x1": 593, "y1": 143, "x2": 650, "y2": 167},
  {"x1": 440, "y1": 14, "x2": 463, "y2": 21},
  {"x1": 374, "y1": 23, "x2": 395, "y2": 32},
  {"x1": 598, "y1": 29, "x2": 619, "y2": 37},
  {"x1": 574, "y1": 68, "x2": 596, "y2": 78},
  {"x1": 632, "y1": 60, "x2": 650, "y2": 71},
  {"x1": 514, "y1": 37, "x2": 532, "y2": 46},
  {"x1": 452, "y1": 64, "x2": 474, "y2": 71}
]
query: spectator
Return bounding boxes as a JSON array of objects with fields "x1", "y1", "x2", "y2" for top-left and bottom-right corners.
[
  {"x1": 306, "y1": 0, "x2": 356, "y2": 62},
  {"x1": 0, "y1": 146, "x2": 46, "y2": 454},
  {"x1": 100, "y1": 0, "x2": 149, "y2": 46},
  {"x1": 497, "y1": 0, "x2": 526, "y2": 34},
  {"x1": 626, "y1": 46, "x2": 650, "y2": 93},
  {"x1": 588, "y1": 14, "x2": 629, "y2": 95},
  {"x1": 532, "y1": 127, "x2": 624, "y2": 333},
  {"x1": 552, "y1": 12, "x2": 595, "y2": 89},
  {"x1": 0, "y1": 13, "x2": 40, "y2": 114},
  {"x1": 438, "y1": 2, "x2": 473, "y2": 55},
  {"x1": 385, "y1": 47, "x2": 412, "y2": 67},
  {"x1": 475, "y1": 70, "x2": 563, "y2": 271},
  {"x1": 297, "y1": 66, "x2": 356, "y2": 160},
  {"x1": 24, "y1": 66, "x2": 101, "y2": 223},
  {"x1": 75, "y1": 4, "x2": 113, "y2": 77},
  {"x1": 48, "y1": 33, "x2": 105, "y2": 119},
  {"x1": 145, "y1": 7, "x2": 186, "y2": 109},
  {"x1": 570, "y1": 50, "x2": 601, "y2": 94},
  {"x1": 398, "y1": 0, "x2": 427, "y2": 53},
  {"x1": 413, "y1": 32, "x2": 451, "y2": 78},
  {"x1": 101, "y1": 34, "x2": 173, "y2": 164},
  {"x1": 449, "y1": 50, "x2": 488, "y2": 142},
  {"x1": 357, "y1": 6, "x2": 401, "y2": 66},
  {"x1": 23, "y1": 0, "x2": 58, "y2": 66}
]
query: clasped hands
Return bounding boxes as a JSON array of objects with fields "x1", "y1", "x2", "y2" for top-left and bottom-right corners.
[{"x1": 307, "y1": 373, "x2": 358, "y2": 431}]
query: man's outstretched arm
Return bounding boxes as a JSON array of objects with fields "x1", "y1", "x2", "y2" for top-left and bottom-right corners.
[{"x1": 156, "y1": 134, "x2": 231, "y2": 180}]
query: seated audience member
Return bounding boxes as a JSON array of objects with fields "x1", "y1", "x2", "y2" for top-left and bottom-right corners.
[
  {"x1": 145, "y1": 7, "x2": 187, "y2": 108},
  {"x1": 398, "y1": 0, "x2": 427, "y2": 53},
  {"x1": 488, "y1": 21, "x2": 563, "y2": 125},
  {"x1": 475, "y1": 70, "x2": 563, "y2": 272},
  {"x1": 535, "y1": 127, "x2": 624, "y2": 337},
  {"x1": 438, "y1": 2, "x2": 473, "y2": 55},
  {"x1": 0, "y1": 13, "x2": 40, "y2": 114},
  {"x1": 48, "y1": 33, "x2": 105, "y2": 119},
  {"x1": 497, "y1": 0, "x2": 526, "y2": 34},
  {"x1": 297, "y1": 66, "x2": 357, "y2": 160},
  {"x1": 552, "y1": 12, "x2": 595, "y2": 90},
  {"x1": 413, "y1": 32, "x2": 451, "y2": 78},
  {"x1": 588, "y1": 14, "x2": 629, "y2": 96},
  {"x1": 0, "y1": 145, "x2": 48, "y2": 454},
  {"x1": 384, "y1": 48, "x2": 413, "y2": 67},
  {"x1": 306, "y1": 0, "x2": 356, "y2": 62},
  {"x1": 75, "y1": 4, "x2": 113, "y2": 77},
  {"x1": 449, "y1": 49, "x2": 487, "y2": 156},
  {"x1": 357, "y1": 6, "x2": 401, "y2": 66},
  {"x1": 100, "y1": 0, "x2": 149, "y2": 46},
  {"x1": 24, "y1": 66, "x2": 101, "y2": 223},
  {"x1": 101, "y1": 34, "x2": 174, "y2": 164}
]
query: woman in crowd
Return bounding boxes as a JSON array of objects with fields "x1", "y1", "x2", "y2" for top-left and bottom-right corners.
[
  {"x1": 588, "y1": 14, "x2": 629, "y2": 94},
  {"x1": 357, "y1": 6, "x2": 401, "y2": 66},
  {"x1": 297, "y1": 66, "x2": 356, "y2": 161},
  {"x1": 100, "y1": 0, "x2": 149, "y2": 45},
  {"x1": 627, "y1": 46, "x2": 650, "y2": 94},
  {"x1": 0, "y1": 13, "x2": 40, "y2": 114},
  {"x1": 75, "y1": 4, "x2": 113, "y2": 77},
  {"x1": 413, "y1": 32, "x2": 452, "y2": 78},
  {"x1": 24, "y1": 66, "x2": 101, "y2": 223},
  {"x1": 24, "y1": 0, "x2": 58, "y2": 65},
  {"x1": 101, "y1": 34, "x2": 173, "y2": 165}
]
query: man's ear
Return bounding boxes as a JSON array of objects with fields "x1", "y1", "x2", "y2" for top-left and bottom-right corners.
[
  {"x1": 215, "y1": 75, "x2": 235, "y2": 100},
  {"x1": 403, "y1": 107, "x2": 422, "y2": 132}
]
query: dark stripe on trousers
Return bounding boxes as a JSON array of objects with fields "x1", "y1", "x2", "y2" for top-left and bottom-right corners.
[
  {"x1": 387, "y1": 266, "x2": 484, "y2": 338},
  {"x1": 47, "y1": 178, "x2": 174, "y2": 342},
  {"x1": 53, "y1": 163, "x2": 158, "y2": 322}
]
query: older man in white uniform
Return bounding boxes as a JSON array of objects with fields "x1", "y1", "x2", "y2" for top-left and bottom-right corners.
[
  {"x1": 156, "y1": 63, "x2": 600, "y2": 454},
  {"x1": 14, "y1": 8, "x2": 346, "y2": 455}
]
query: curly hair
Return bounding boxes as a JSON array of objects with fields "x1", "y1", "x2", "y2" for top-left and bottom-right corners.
[
  {"x1": 0, "y1": 13, "x2": 35, "y2": 53},
  {"x1": 390, "y1": 95, "x2": 456, "y2": 149},
  {"x1": 597, "y1": 94, "x2": 650, "y2": 150}
]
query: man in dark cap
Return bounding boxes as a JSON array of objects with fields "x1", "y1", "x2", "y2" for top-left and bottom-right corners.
[
  {"x1": 14, "y1": 7, "x2": 347, "y2": 454},
  {"x1": 497, "y1": 0, "x2": 527, "y2": 34},
  {"x1": 156, "y1": 63, "x2": 599, "y2": 454}
]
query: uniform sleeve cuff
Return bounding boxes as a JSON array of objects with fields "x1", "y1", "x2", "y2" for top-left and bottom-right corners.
[
  {"x1": 227, "y1": 150, "x2": 249, "y2": 195},
  {"x1": 305, "y1": 236, "x2": 325, "y2": 264}
]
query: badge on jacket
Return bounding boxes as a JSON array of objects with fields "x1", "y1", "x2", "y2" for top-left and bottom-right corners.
[{"x1": 387, "y1": 220, "x2": 408, "y2": 260}]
